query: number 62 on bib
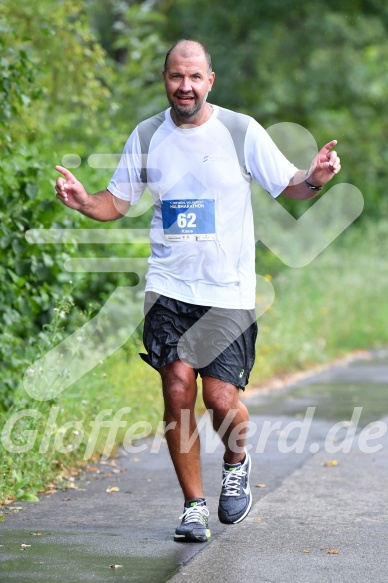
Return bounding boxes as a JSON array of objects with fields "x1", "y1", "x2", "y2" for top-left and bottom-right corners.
[{"x1": 161, "y1": 199, "x2": 216, "y2": 241}]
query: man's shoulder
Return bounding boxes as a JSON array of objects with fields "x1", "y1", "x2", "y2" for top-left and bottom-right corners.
[
  {"x1": 136, "y1": 110, "x2": 168, "y2": 163},
  {"x1": 214, "y1": 106, "x2": 253, "y2": 150},
  {"x1": 137, "y1": 110, "x2": 167, "y2": 134},
  {"x1": 215, "y1": 106, "x2": 253, "y2": 143},
  {"x1": 216, "y1": 105, "x2": 252, "y2": 126},
  {"x1": 213, "y1": 107, "x2": 253, "y2": 179}
]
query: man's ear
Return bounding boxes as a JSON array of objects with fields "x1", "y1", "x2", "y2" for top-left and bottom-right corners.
[{"x1": 208, "y1": 71, "x2": 215, "y2": 92}]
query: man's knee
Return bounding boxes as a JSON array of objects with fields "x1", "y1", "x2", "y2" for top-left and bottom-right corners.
[
  {"x1": 160, "y1": 362, "x2": 197, "y2": 415},
  {"x1": 202, "y1": 377, "x2": 240, "y2": 419}
]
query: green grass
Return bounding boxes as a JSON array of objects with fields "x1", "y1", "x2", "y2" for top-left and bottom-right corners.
[
  {"x1": 1, "y1": 219, "x2": 388, "y2": 506},
  {"x1": 0, "y1": 345, "x2": 163, "y2": 505}
]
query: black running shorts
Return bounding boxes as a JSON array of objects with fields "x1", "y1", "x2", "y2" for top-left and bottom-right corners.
[{"x1": 140, "y1": 292, "x2": 257, "y2": 390}]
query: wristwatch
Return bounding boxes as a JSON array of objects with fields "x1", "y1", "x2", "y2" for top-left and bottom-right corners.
[{"x1": 304, "y1": 172, "x2": 322, "y2": 192}]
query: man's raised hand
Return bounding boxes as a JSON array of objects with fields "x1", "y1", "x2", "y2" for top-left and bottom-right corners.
[
  {"x1": 55, "y1": 165, "x2": 89, "y2": 210},
  {"x1": 307, "y1": 140, "x2": 341, "y2": 187}
]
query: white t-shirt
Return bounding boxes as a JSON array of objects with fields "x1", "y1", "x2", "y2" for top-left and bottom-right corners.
[{"x1": 108, "y1": 105, "x2": 296, "y2": 309}]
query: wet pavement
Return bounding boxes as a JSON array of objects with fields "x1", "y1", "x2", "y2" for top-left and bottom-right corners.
[{"x1": 1, "y1": 350, "x2": 388, "y2": 582}]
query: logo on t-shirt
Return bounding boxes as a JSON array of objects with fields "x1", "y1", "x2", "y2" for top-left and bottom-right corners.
[{"x1": 203, "y1": 155, "x2": 229, "y2": 163}]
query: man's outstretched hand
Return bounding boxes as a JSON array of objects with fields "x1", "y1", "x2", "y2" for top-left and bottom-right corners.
[
  {"x1": 55, "y1": 165, "x2": 89, "y2": 210},
  {"x1": 307, "y1": 140, "x2": 341, "y2": 187}
]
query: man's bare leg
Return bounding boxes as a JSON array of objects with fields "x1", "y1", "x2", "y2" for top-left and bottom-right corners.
[
  {"x1": 202, "y1": 375, "x2": 252, "y2": 525},
  {"x1": 160, "y1": 360, "x2": 204, "y2": 501},
  {"x1": 202, "y1": 375, "x2": 248, "y2": 462}
]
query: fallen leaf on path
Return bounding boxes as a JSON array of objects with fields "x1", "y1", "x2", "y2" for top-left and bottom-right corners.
[
  {"x1": 255, "y1": 483, "x2": 267, "y2": 488},
  {"x1": 38, "y1": 483, "x2": 57, "y2": 494},
  {"x1": 326, "y1": 549, "x2": 339, "y2": 554},
  {"x1": 106, "y1": 487, "x2": 120, "y2": 494},
  {"x1": 255, "y1": 517, "x2": 262, "y2": 521},
  {"x1": 303, "y1": 550, "x2": 310, "y2": 553},
  {"x1": 101, "y1": 460, "x2": 117, "y2": 467},
  {"x1": 323, "y1": 460, "x2": 339, "y2": 467},
  {"x1": 130, "y1": 457, "x2": 141, "y2": 463}
]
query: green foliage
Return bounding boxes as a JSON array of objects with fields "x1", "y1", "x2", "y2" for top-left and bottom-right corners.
[
  {"x1": 0, "y1": 343, "x2": 163, "y2": 505},
  {"x1": 0, "y1": 0, "x2": 116, "y2": 412},
  {"x1": 0, "y1": 0, "x2": 167, "y2": 502},
  {"x1": 0, "y1": 0, "x2": 114, "y2": 156},
  {"x1": 84, "y1": 0, "x2": 168, "y2": 152},
  {"x1": 0, "y1": 0, "x2": 165, "y2": 412},
  {"x1": 251, "y1": 220, "x2": 388, "y2": 383}
]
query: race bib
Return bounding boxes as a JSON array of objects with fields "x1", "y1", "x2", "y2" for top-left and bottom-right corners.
[{"x1": 161, "y1": 199, "x2": 216, "y2": 241}]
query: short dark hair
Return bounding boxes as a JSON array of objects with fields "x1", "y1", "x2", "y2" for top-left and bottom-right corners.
[{"x1": 164, "y1": 40, "x2": 212, "y2": 73}]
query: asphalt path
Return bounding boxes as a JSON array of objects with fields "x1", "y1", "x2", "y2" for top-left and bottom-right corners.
[{"x1": 1, "y1": 351, "x2": 388, "y2": 582}]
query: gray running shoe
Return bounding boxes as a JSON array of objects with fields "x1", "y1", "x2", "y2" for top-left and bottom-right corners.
[
  {"x1": 174, "y1": 499, "x2": 211, "y2": 542},
  {"x1": 218, "y1": 452, "x2": 252, "y2": 524}
]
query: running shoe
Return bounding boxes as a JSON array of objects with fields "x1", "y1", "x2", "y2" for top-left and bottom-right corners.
[
  {"x1": 174, "y1": 498, "x2": 211, "y2": 542},
  {"x1": 218, "y1": 451, "x2": 252, "y2": 524}
]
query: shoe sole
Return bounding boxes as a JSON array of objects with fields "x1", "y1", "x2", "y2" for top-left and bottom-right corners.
[{"x1": 174, "y1": 529, "x2": 211, "y2": 543}]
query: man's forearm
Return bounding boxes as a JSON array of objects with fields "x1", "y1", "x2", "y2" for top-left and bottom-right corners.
[
  {"x1": 79, "y1": 190, "x2": 130, "y2": 221},
  {"x1": 282, "y1": 170, "x2": 322, "y2": 200}
]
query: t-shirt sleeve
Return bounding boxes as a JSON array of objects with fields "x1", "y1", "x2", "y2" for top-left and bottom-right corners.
[
  {"x1": 107, "y1": 128, "x2": 146, "y2": 203},
  {"x1": 245, "y1": 119, "x2": 297, "y2": 198}
]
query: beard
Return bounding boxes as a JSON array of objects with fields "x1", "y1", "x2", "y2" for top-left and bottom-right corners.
[{"x1": 170, "y1": 92, "x2": 208, "y2": 120}]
